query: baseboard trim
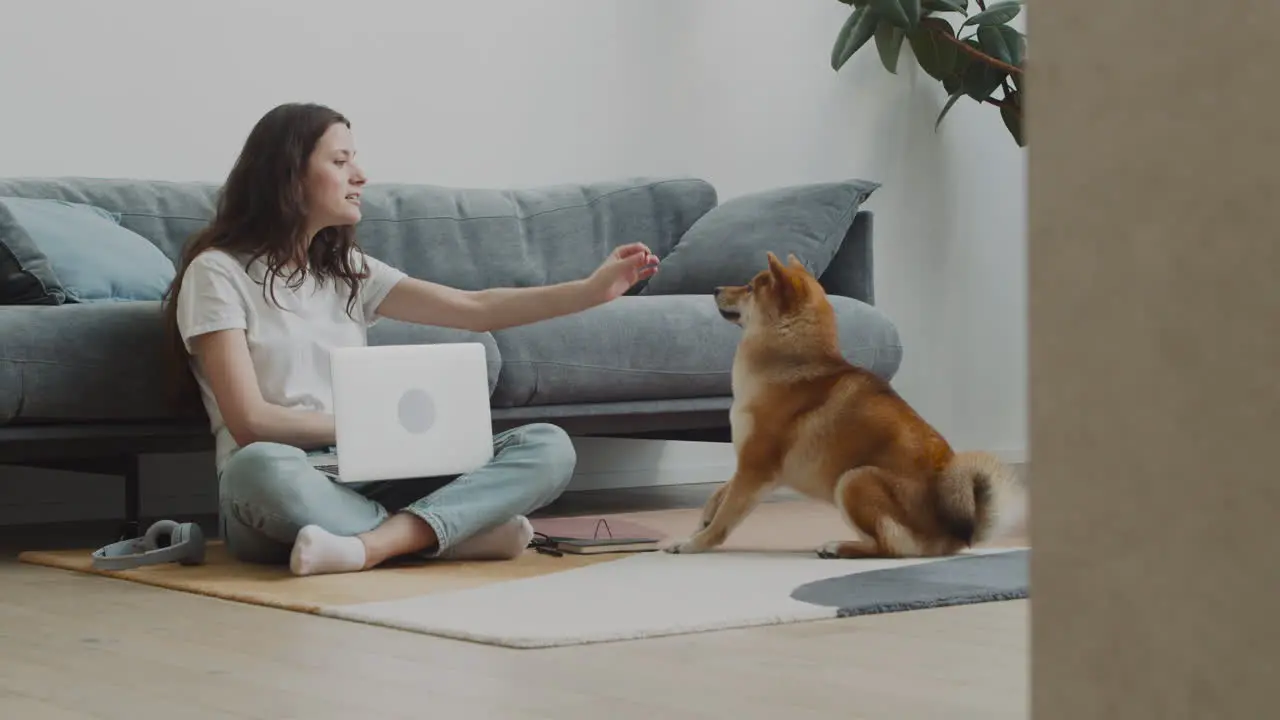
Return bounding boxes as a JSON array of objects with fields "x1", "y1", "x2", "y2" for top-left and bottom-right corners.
[
  {"x1": 0, "y1": 437, "x2": 1028, "y2": 525},
  {"x1": 567, "y1": 438, "x2": 1028, "y2": 492},
  {"x1": 566, "y1": 437, "x2": 735, "y2": 493}
]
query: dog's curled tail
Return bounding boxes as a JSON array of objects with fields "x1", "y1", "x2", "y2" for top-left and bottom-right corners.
[{"x1": 936, "y1": 451, "x2": 1027, "y2": 547}]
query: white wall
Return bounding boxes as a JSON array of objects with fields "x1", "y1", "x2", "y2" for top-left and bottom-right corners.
[{"x1": 0, "y1": 0, "x2": 1026, "y2": 521}]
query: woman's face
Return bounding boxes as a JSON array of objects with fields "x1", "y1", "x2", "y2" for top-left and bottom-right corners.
[{"x1": 303, "y1": 122, "x2": 366, "y2": 233}]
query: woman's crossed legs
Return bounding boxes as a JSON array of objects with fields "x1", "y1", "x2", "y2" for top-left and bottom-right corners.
[{"x1": 216, "y1": 423, "x2": 576, "y2": 576}]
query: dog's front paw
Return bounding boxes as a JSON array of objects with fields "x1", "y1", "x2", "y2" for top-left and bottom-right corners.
[
  {"x1": 816, "y1": 541, "x2": 842, "y2": 559},
  {"x1": 661, "y1": 536, "x2": 706, "y2": 554}
]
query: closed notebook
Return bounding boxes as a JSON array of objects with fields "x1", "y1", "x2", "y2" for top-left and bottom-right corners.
[{"x1": 529, "y1": 516, "x2": 664, "y2": 555}]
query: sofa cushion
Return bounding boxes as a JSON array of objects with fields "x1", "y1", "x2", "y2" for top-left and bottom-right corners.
[
  {"x1": 487, "y1": 294, "x2": 902, "y2": 408},
  {"x1": 366, "y1": 319, "x2": 502, "y2": 396},
  {"x1": 0, "y1": 305, "x2": 504, "y2": 425},
  {"x1": 0, "y1": 204, "x2": 61, "y2": 305},
  {"x1": 0, "y1": 196, "x2": 177, "y2": 304},
  {"x1": 0, "y1": 302, "x2": 203, "y2": 424},
  {"x1": 640, "y1": 179, "x2": 880, "y2": 296}
]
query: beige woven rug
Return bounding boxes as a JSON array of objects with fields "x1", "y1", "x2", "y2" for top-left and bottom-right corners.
[{"x1": 20, "y1": 499, "x2": 1028, "y2": 647}]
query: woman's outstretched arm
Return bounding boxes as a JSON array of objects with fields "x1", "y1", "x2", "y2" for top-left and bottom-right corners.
[{"x1": 373, "y1": 242, "x2": 659, "y2": 332}]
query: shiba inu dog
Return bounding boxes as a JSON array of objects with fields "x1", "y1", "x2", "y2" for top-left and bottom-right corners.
[{"x1": 663, "y1": 252, "x2": 1025, "y2": 558}]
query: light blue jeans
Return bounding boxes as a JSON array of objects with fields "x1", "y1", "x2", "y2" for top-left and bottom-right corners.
[{"x1": 216, "y1": 422, "x2": 576, "y2": 564}]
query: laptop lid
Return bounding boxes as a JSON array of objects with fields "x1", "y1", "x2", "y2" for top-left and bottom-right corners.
[{"x1": 327, "y1": 342, "x2": 494, "y2": 483}]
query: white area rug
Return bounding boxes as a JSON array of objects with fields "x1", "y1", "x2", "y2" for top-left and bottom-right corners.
[{"x1": 320, "y1": 547, "x2": 1027, "y2": 648}]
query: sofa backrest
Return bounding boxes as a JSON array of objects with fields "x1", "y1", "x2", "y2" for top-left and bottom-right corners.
[
  {"x1": 0, "y1": 176, "x2": 717, "y2": 290},
  {"x1": 0, "y1": 177, "x2": 219, "y2": 266},
  {"x1": 353, "y1": 178, "x2": 716, "y2": 290}
]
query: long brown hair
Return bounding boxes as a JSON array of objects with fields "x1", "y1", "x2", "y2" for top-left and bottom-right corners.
[{"x1": 161, "y1": 102, "x2": 368, "y2": 405}]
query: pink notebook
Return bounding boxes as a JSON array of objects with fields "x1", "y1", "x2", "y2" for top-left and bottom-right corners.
[{"x1": 529, "y1": 516, "x2": 665, "y2": 555}]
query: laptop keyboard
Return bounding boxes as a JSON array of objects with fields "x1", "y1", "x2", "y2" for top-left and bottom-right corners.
[{"x1": 309, "y1": 453, "x2": 340, "y2": 478}]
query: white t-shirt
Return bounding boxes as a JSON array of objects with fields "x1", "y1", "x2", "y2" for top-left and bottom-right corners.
[{"x1": 174, "y1": 247, "x2": 407, "y2": 472}]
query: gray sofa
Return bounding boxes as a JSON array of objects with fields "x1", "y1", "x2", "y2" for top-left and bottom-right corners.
[{"x1": 0, "y1": 175, "x2": 901, "y2": 535}]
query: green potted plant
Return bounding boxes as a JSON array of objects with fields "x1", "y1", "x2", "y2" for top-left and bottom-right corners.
[{"x1": 831, "y1": 0, "x2": 1026, "y2": 146}]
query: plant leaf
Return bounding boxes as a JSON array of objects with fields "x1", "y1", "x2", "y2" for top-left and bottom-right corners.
[
  {"x1": 940, "y1": 45, "x2": 974, "y2": 95},
  {"x1": 961, "y1": 0, "x2": 1022, "y2": 28},
  {"x1": 1007, "y1": 27, "x2": 1026, "y2": 66},
  {"x1": 976, "y1": 25, "x2": 1011, "y2": 64},
  {"x1": 959, "y1": 35, "x2": 1012, "y2": 100},
  {"x1": 978, "y1": 24, "x2": 1024, "y2": 67},
  {"x1": 832, "y1": 6, "x2": 881, "y2": 70},
  {"x1": 1000, "y1": 96, "x2": 1025, "y2": 146},
  {"x1": 874, "y1": 19, "x2": 906, "y2": 73},
  {"x1": 959, "y1": 38, "x2": 1007, "y2": 102},
  {"x1": 923, "y1": 0, "x2": 967, "y2": 14},
  {"x1": 963, "y1": 60, "x2": 1006, "y2": 101},
  {"x1": 906, "y1": 17, "x2": 958, "y2": 81},
  {"x1": 1002, "y1": 27, "x2": 1025, "y2": 92},
  {"x1": 943, "y1": 73, "x2": 963, "y2": 96},
  {"x1": 901, "y1": 0, "x2": 921, "y2": 28},
  {"x1": 935, "y1": 92, "x2": 964, "y2": 131},
  {"x1": 871, "y1": 0, "x2": 911, "y2": 29}
]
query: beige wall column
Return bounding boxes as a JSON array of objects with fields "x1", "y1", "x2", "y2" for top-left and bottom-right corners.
[{"x1": 1029, "y1": 2, "x2": 1280, "y2": 717}]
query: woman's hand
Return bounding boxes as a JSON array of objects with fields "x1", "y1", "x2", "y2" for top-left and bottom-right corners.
[{"x1": 585, "y1": 243, "x2": 660, "y2": 303}]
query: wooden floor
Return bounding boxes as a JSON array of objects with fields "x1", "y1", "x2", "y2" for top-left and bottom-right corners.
[{"x1": 0, "y1": 484, "x2": 1028, "y2": 720}]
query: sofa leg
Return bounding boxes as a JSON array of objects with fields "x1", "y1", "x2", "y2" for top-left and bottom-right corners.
[{"x1": 120, "y1": 455, "x2": 141, "y2": 540}]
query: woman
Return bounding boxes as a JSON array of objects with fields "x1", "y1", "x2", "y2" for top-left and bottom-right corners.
[{"x1": 161, "y1": 102, "x2": 658, "y2": 577}]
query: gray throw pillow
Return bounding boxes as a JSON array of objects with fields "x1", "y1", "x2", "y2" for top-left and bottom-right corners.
[{"x1": 640, "y1": 179, "x2": 879, "y2": 295}]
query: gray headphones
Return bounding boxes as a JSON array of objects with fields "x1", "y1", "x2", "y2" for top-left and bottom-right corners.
[{"x1": 91, "y1": 519, "x2": 207, "y2": 571}]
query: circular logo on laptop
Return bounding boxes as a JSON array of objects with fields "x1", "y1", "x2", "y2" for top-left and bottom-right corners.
[{"x1": 397, "y1": 388, "x2": 437, "y2": 434}]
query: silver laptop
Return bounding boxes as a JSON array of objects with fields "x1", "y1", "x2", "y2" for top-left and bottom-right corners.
[{"x1": 310, "y1": 342, "x2": 494, "y2": 483}]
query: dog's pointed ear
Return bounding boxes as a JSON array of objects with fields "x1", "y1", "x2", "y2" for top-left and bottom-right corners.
[
  {"x1": 767, "y1": 251, "x2": 787, "y2": 279},
  {"x1": 765, "y1": 251, "x2": 805, "y2": 306},
  {"x1": 786, "y1": 253, "x2": 808, "y2": 274}
]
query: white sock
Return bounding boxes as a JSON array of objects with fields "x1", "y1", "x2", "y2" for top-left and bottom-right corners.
[
  {"x1": 289, "y1": 525, "x2": 367, "y2": 576},
  {"x1": 439, "y1": 516, "x2": 534, "y2": 561}
]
